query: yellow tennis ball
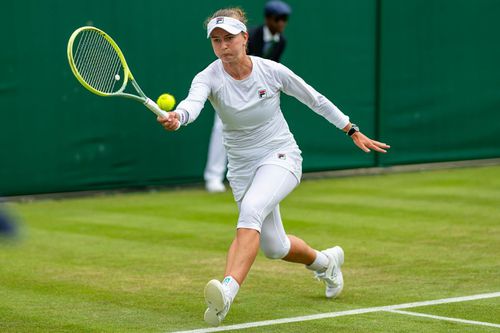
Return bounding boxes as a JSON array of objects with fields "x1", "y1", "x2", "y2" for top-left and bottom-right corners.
[{"x1": 156, "y1": 93, "x2": 176, "y2": 111}]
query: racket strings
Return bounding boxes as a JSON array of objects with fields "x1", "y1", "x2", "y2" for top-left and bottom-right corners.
[{"x1": 73, "y1": 30, "x2": 124, "y2": 94}]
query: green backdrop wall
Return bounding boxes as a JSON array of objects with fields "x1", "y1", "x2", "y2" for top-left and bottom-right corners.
[
  {"x1": 377, "y1": 0, "x2": 500, "y2": 165},
  {"x1": 1, "y1": 0, "x2": 499, "y2": 196}
]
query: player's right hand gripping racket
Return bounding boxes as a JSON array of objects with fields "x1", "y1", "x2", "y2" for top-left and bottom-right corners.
[{"x1": 67, "y1": 26, "x2": 169, "y2": 119}]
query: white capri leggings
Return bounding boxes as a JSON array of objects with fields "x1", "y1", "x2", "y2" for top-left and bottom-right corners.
[{"x1": 237, "y1": 164, "x2": 299, "y2": 259}]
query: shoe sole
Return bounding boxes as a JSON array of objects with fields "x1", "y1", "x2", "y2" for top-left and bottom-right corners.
[{"x1": 204, "y1": 280, "x2": 225, "y2": 326}]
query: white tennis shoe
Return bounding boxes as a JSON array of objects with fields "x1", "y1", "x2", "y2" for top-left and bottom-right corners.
[
  {"x1": 205, "y1": 180, "x2": 226, "y2": 193},
  {"x1": 204, "y1": 279, "x2": 231, "y2": 326},
  {"x1": 315, "y1": 246, "x2": 344, "y2": 298}
]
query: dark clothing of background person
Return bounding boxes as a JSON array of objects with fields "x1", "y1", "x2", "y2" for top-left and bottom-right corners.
[{"x1": 247, "y1": 25, "x2": 287, "y2": 62}]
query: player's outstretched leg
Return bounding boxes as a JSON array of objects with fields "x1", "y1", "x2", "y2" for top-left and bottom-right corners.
[{"x1": 283, "y1": 236, "x2": 344, "y2": 299}]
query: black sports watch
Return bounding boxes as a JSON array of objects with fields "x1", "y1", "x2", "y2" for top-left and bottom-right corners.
[{"x1": 347, "y1": 123, "x2": 359, "y2": 137}]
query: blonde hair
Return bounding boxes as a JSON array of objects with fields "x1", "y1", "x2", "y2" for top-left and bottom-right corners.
[{"x1": 204, "y1": 7, "x2": 248, "y2": 28}]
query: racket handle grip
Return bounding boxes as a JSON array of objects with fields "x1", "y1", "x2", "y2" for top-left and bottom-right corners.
[
  {"x1": 144, "y1": 97, "x2": 181, "y2": 131},
  {"x1": 144, "y1": 98, "x2": 169, "y2": 118}
]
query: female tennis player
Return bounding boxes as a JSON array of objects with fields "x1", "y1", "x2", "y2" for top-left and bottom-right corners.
[{"x1": 158, "y1": 7, "x2": 390, "y2": 326}]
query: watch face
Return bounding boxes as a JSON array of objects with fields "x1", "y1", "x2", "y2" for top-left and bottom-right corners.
[{"x1": 348, "y1": 124, "x2": 359, "y2": 136}]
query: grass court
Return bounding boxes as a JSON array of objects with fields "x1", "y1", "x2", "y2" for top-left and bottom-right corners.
[{"x1": 1, "y1": 165, "x2": 499, "y2": 332}]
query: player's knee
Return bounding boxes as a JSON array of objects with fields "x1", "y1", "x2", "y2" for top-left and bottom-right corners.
[
  {"x1": 237, "y1": 202, "x2": 264, "y2": 231},
  {"x1": 260, "y1": 238, "x2": 291, "y2": 259}
]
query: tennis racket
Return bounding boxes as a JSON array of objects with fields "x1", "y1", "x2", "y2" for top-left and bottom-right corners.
[{"x1": 67, "y1": 26, "x2": 169, "y2": 119}]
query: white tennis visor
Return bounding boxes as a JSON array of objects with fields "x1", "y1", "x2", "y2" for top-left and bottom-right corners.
[{"x1": 207, "y1": 16, "x2": 247, "y2": 38}]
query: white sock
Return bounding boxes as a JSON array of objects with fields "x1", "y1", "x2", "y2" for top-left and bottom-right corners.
[
  {"x1": 221, "y1": 276, "x2": 240, "y2": 302},
  {"x1": 306, "y1": 250, "x2": 329, "y2": 272}
]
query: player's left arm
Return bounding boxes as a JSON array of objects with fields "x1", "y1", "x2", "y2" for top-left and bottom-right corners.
[
  {"x1": 276, "y1": 63, "x2": 348, "y2": 129},
  {"x1": 342, "y1": 123, "x2": 390, "y2": 153},
  {"x1": 276, "y1": 63, "x2": 390, "y2": 153}
]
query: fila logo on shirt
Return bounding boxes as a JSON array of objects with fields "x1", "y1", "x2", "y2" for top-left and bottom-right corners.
[{"x1": 258, "y1": 89, "x2": 267, "y2": 98}]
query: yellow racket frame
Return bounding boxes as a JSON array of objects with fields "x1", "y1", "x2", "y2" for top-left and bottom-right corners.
[
  {"x1": 67, "y1": 26, "x2": 135, "y2": 97},
  {"x1": 66, "y1": 26, "x2": 170, "y2": 120}
]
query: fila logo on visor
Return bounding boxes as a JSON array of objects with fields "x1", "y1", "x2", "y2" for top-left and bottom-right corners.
[{"x1": 216, "y1": 17, "x2": 224, "y2": 24}]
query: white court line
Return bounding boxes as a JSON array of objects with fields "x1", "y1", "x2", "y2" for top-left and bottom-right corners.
[
  {"x1": 387, "y1": 309, "x2": 500, "y2": 328},
  {"x1": 171, "y1": 291, "x2": 500, "y2": 333}
]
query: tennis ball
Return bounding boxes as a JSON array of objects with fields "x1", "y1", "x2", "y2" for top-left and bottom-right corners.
[{"x1": 156, "y1": 93, "x2": 176, "y2": 111}]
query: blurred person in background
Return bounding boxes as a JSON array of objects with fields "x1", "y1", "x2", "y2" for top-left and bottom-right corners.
[
  {"x1": 0, "y1": 206, "x2": 17, "y2": 240},
  {"x1": 203, "y1": 0, "x2": 291, "y2": 193}
]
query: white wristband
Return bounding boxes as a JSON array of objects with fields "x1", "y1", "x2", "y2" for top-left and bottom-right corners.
[{"x1": 174, "y1": 110, "x2": 189, "y2": 126}]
